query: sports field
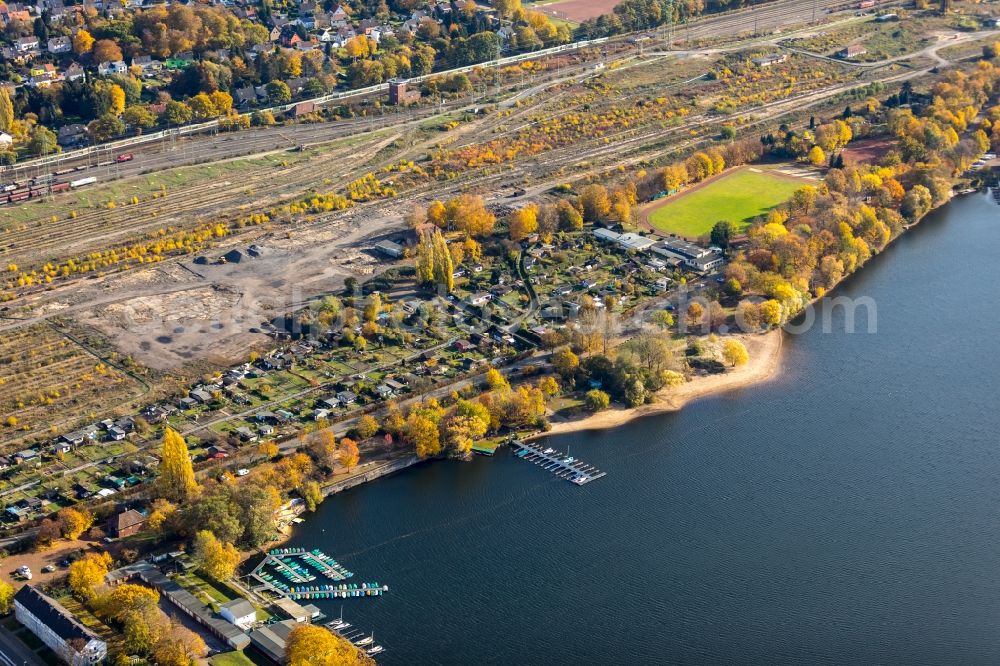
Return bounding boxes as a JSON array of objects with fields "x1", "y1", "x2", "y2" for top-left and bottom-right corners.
[{"x1": 645, "y1": 168, "x2": 806, "y2": 237}]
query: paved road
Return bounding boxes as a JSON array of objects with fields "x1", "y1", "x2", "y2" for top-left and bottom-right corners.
[{"x1": 0, "y1": 626, "x2": 45, "y2": 666}]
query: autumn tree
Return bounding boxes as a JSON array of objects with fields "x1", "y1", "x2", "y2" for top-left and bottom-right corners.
[
  {"x1": 69, "y1": 552, "x2": 113, "y2": 601},
  {"x1": 152, "y1": 621, "x2": 208, "y2": 666},
  {"x1": 338, "y1": 437, "x2": 360, "y2": 471},
  {"x1": 158, "y1": 428, "x2": 199, "y2": 503},
  {"x1": 577, "y1": 184, "x2": 611, "y2": 222},
  {"x1": 301, "y1": 481, "x2": 323, "y2": 512},
  {"x1": 557, "y1": 199, "x2": 583, "y2": 231},
  {"x1": 404, "y1": 413, "x2": 441, "y2": 458},
  {"x1": 356, "y1": 414, "x2": 379, "y2": 440},
  {"x1": 164, "y1": 100, "x2": 193, "y2": 125},
  {"x1": 92, "y1": 39, "x2": 123, "y2": 63},
  {"x1": 446, "y1": 194, "x2": 496, "y2": 237},
  {"x1": 485, "y1": 367, "x2": 509, "y2": 391},
  {"x1": 509, "y1": 205, "x2": 539, "y2": 242},
  {"x1": 0, "y1": 88, "x2": 13, "y2": 134},
  {"x1": 192, "y1": 530, "x2": 239, "y2": 580},
  {"x1": 808, "y1": 145, "x2": 826, "y2": 167},
  {"x1": 415, "y1": 229, "x2": 454, "y2": 292},
  {"x1": 651, "y1": 310, "x2": 674, "y2": 330},
  {"x1": 285, "y1": 624, "x2": 373, "y2": 666},
  {"x1": 722, "y1": 339, "x2": 749, "y2": 367},
  {"x1": 73, "y1": 29, "x2": 95, "y2": 55},
  {"x1": 552, "y1": 347, "x2": 580, "y2": 378},
  {"x1": 0, "y1": 580, "x2": 12, "y2": 615},
  {"x1": 442, "y1": 400, "x2": 490, "y2": 455},
  {"x1": 58, "y1": 507, "x2": 94, "y2": 540}
]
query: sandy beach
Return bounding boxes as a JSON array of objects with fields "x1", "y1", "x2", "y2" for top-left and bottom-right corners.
[{"x1": 534, "y1": 330, "x2": 784, "y2": 438}]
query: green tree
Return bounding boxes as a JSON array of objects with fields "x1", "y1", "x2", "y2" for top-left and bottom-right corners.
[
  {"x1": 651, "y1": 310, "x2": 674, "y2": 330},
  {"x1": 88, "y1": 113, "x2": 126, "y2": 141},
  {"x1": 266, "y1": 80, "x2": 292, "y2": 104},
  {"x1": 301, "y1": 481, "x2": 323, "y2": 512},
  {"x1": 163, "y1": 100, "x2": 193, "y2": 125},
  {"x1": 27, "y1": 126, "x2": 60, "y2": 156},
  {"x1": 584, "y1": 389, "x2": 610, "y2": 411},
  {"x1": 710, "y1": 220, "x2": 735, "y2": 249},
  {"x1": 122, "y1": 105, "x2": 157, "y2": 130}
]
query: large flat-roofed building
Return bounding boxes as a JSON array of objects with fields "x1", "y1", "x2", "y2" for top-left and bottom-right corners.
[
  {"x1": 249, "y1": 619, "x2": 299, "y2": 663},
  {"x1": 14, "y1": 585, "x2": 107, "y2": 666},
  {"x1": 651, "y1": 239, "x2": 725, "y2": 272}
]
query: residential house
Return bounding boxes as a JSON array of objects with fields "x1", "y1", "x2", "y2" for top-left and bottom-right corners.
[
  {"x1": 106, "y1": 508, "x2": 146, "y2": 538},
  {"x1": 47, "y1": 36, "x2": 71, "y2": 53},
  {"x1": 14, "y1": 586, "x2": 108, "y2": 666},
  {"x1": 467, "y1": 292, "x2": 492, "y2": 307},
  {"x1": 234, "y1": 426, "x2": 258, "y2": 442},
  {"x1": 15, "y1": 36, "x2": 40, "y2": 53},
  {"x1": 336, "y1": 390, "x2": 357, "y2": 406},
  {"x1": 64, "y1": 62, "x2": 84, "y2": 81},
  {"x1": 97, "y1": 60, "x2": 127, "y2": 76},
  {"x1": 131, "y1": 55, "x2": 163, "y2": 77}
]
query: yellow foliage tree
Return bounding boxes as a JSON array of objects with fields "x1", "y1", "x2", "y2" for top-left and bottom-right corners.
[
  {"x1": 69, "y1": 552, "x2": 113, "y2": 601},
  {"x1": 192, "y1": 530, "x2": 240, "y2": 581},
  {"x1": 58, "y1": 507, "x2": 94, "y2": 540},
  {"x1": 722, "y1": 339, "x2": 750, "y2": 367},
  {"x1": 285, "y1": 624, "x2": 373, "y2": 666},
  {"x1": 0, "y1": 580, "x2": 11, "y2": 615},
  {"x1": 509, "y1": 205, "x2": 538, "y2": 242},
  {"x1": 158, "y1": 427, "x2": 199, "y2": 503},
  {"x1": 808, "y1": 145, "x2": 826, "y2": 167}
]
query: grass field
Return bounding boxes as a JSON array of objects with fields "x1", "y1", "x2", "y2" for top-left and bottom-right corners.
[{"x1": 646, "y1": 168, "x2": 805, "y2": 237}]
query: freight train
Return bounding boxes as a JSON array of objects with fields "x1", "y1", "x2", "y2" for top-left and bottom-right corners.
[{"x1": 0, "y1": 172, "x2": 97, "y2": 205}]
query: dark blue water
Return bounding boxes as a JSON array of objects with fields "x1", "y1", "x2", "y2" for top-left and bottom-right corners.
[{"x1": 283, "y1": 191, "x2": 1000, "y2": 664}]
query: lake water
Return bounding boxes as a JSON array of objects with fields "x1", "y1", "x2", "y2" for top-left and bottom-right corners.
[{"x1": 281, "y1": 189, "x2": 1000, "y2": 664}]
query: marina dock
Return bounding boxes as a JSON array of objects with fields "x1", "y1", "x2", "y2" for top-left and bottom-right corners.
[
  {"x1": 249, "y1": 548, "x2": 388, "y2": 602},
  {"x1": 512, "y1": 441, "x2": 606, "y2": 485}
]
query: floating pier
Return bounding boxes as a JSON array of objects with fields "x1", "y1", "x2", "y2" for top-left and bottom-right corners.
[
  {"x1": 512, "y1": 441, "x2": 606, "y2": 485},
  {"x1": 249, "y1": 548, "x2": 388, "y2": 602}
]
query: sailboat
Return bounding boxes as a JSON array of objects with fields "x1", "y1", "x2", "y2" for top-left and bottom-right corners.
[
  {"x1": 355, "y1": 633, "x2": 374, "y2": 647},
  {"x1": 328, "y1": 605, "x2": 350, "y2": 631}
]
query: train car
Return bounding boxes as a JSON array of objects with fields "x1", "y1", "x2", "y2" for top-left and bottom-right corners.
[
  {"x1": 51, "y1": 182, "x2": 70, "y2": 193},
  {"x1": 115, "y1": 153, "x2": 134, "y2": 163},
  {"x1": 31, "y1": 173, "x2": 54, "y2": 185},
  {"x1": 70, "y1": 176, "x2": 97, "y2": 188},
  {"x1": 2, "y1": 183, "x2": 19, "y2": 193},
  {"x1": 858, "y1": 0, "x2": 876, "y2": 8}
]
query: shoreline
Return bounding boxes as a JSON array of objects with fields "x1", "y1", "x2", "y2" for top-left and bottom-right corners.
[{"x1": 529, "y1": 330, "x2": 784, "y2": 439}]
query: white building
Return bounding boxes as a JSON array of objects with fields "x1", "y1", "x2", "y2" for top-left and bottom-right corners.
[
  {"x1": 219, "y1": 598, "x2": 257, "y2": 630},
  {"x1": 14, "y1": 586, "x2": 107, "y2": 666},
  {"x1": 97, "y1": 60, "x2": 127, "y2": 76}
]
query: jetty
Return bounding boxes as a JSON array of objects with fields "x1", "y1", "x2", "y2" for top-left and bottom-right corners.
[
  {"x1": 249, "y1": 548, "x2": 388, "y2": 602},
  {"x1": 512, "y1": 441, "x2": 606, "y2": 485}
]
